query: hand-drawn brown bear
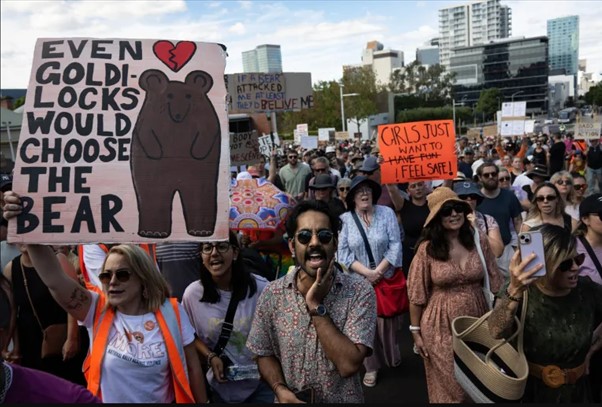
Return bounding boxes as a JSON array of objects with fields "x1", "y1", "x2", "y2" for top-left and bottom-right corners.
[{"x1": 131, "y1": 69, "x2": 221, "y2": 238}]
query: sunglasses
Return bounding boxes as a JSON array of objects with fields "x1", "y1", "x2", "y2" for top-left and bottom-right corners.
[
  {"x1": 498, "y1": 176, "x2": 511, "y2": 182},
  {"x1": 295, "y1": 229, "x2": 334, "y2": 245},
  {"x1": 201, "y1": 242, "x2": 231, "y2": 254},
  {"x1": 460, "y1": 194, "x2": 481, "y2": 201},
  {"x1": 288, "y1": 155, "x2": 298, "y2": 159},
  {"x1": 314, "y1": 168, "x2": 327, "y2": 173},
  {"x1": 439, "y1": 202, "x2": 468, "y2": 217},
  {"x1": 555, "y1": 180, "x2": 572, "y2": 186},
  {"x1": 338, "y1": 187, "x2": 350, "y2": 192},
  {"x1": 558, "y1": 253, "x2": 586, "y2": 272},
  {"x1": 480, "y1": 172, "x2": 498, "y2": 179},
  {"x1": 535, "y1": 195, "x2": 557, "y2": 203},
  {"x1": 99, "y1": 268, "x2": 132, "y2": 284},
  {"x1": 573, "y1": 184, "x2": 586, "y2": 190}
]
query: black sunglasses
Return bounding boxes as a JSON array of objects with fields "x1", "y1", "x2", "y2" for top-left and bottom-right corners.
[
  {"x1": 573, "y1": 184, "x2": 586, "y2": 190},
  {"x1": 99, "y1": 268, "x2": 132, "y2": 284},
  {"x1": 288, "y1": 155, "x2": 298, "y2": 159},
  {"x1": 480, "y1": 172, "x2": 498, "y2": 179},
  {"x1": 201, "y1": 242, "x2": 231, "y2": 254},
  {"x1": 295, "y1": 229, "x2": 334, "y2": 245},
  {"x1": 498, "y1": 176, "x2": 511, "y2": 182},
  {"x1": 535, "y1": 195, "x2": 557, "y2": 203},
  {"x1": 460, "y1": 194, "x2": 481, "y2": 201},
  {"x1": 558, "y1": 253, "x2": 586, "y2": 272},
  {"x1": 439, "y1": 202, "x2": 468, "y2": 217},
  {"x1": 338, "y1": 187, "x2": 350, "y2": 192}
]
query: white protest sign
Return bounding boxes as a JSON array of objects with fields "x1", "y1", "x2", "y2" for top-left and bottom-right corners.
[
  {"x1": 524, "y1": 120, "x2": 535, "y2": 134},
  {"x1": 318, "y1": 127, "x2": 335, "y2": 141},
  {"x1": 575, "y1": 121, "x2": 602, "y2": 140},
  {"x1": 501, "y1": 103, "x2": 513, "y2": 118},
  {"x1": 512, "y1": 120, "x2": 525, "y2": 136},
  {"x1": 300, "y1": 135, "x2": 318, "y2": 150},
  {"x1": 512, "y1": 101, "x2": 527, "y2": 118},
  {"x1": 9, "y1": 38, "x2": 230, "y2": 243},
  {"x1": 258, "y1": 133, "x2": 280, "y2": 156}
]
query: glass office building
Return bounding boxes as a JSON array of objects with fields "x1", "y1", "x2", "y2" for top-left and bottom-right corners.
[
  {"x1": 242, "y1": 44, "x2": 282, "y2": 73},
  {"x1": 450, "y1": 36, "x2": 549, "y2": 113},
  {"x1": 547, "y1": 16, "x2": 579, "y2": 89}
]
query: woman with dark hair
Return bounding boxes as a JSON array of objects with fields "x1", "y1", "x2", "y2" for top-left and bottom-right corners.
[
  {"x1": 181, "y1": 231, "x2": 272, "y2": 403},
  {"x1": 337, "y1": 175, "x2": 402, "y2": 388},
  {"x1": 408, "y1": 187, "x2": 503, "y2": 403},
  {"x1": 488, "y1": 224, "x2": 602, "y2": 403},
  {"x1": 521, "y1": 181, "x2": 577, "y2": 232}
]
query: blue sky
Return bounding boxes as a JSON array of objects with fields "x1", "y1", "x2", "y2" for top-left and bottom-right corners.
[{"x1": 1, "y1": 0, "x2": 601, "y2": 89}]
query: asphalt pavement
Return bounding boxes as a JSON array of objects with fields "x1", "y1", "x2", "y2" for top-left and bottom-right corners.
[{"x1": 362, "y1": 314, "x2": 429, "y2": 404}]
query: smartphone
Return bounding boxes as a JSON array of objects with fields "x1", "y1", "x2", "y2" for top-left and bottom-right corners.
[
  {"x1": 518, "y1": 231, "x2": 547, "y2": 277},
  {"x1": 294, "y1": 387, "x2": 315, "y2": 403}
]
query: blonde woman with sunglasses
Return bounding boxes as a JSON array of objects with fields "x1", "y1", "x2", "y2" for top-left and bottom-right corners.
[
  {"x1": 521, "y1": 182, "x2": 577, "y2": 233},
  {"x1": 2, "y1": 191, "x2": 207, "y2": 404},
  {"x1": 550, "y1": 171, "x2": 579, "y2": 222}
]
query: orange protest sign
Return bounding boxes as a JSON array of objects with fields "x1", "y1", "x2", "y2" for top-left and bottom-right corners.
[{"x1": 377, "y1": 120, "x2": 457, "y2": 184}]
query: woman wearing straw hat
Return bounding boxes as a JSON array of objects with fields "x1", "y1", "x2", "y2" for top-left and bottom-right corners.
[
  {"x1": 407, "y1": 187, "x2": 503, "y2": 403},
  {"x1": 337, "y1": 176, "x2": 402, "y2": 388}
]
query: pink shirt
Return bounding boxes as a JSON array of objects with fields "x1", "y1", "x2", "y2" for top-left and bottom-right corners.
[{"x1": 576, "y1": 238, "x2": 602, "y2": 285}]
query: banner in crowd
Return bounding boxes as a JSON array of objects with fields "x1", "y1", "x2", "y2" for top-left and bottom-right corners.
[
  {"x1": 378, "y1": 120, "x2": 457, "y2": 184},
  {"x1": 230, "y1": 130, "x2": 261, "y2": 166},
  {"x1": 300, "y1": 135, "x2": 318, "y2": 150},
  {"x1": 258, "y1": 133, "x2": 281, "y2": 157},
  {"x1": 318, "y1": 127, "x2": 335, "y2": 142},
  {"x1": 226, "y1": 72, "x2": 313, "y2": 113},
  {"x1": 9, "y1": 38, "x2": 230, "y2": 244}
]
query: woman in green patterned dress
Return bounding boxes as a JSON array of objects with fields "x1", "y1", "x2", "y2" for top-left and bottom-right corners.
[{"x1": 488, "y1": 224, "x2": 602, "y2": 402}]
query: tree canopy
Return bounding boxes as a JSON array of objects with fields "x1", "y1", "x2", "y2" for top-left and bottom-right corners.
[{"x1": 475, "y1": 88, "x2": 502, "y2": 121}]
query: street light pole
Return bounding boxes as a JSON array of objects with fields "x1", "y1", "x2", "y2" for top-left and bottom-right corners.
[
  {"x1": 452, "y1": 95, "x2": 467, "y2": 136},
  {"x1": 511, "y1": 90, "x2": 524, "y2": 103},
  {"x1": 340, "y1": 85, "x2": 360, "y2": 134}
]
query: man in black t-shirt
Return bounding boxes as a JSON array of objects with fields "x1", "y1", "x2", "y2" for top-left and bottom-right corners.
[{"x1": 548, "y1": 133, "x2": 566, "y2": 175}]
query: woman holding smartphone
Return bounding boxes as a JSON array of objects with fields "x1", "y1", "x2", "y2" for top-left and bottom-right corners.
[{"x1": 488, "y1": 224, "x2": 602, "y2": 403}]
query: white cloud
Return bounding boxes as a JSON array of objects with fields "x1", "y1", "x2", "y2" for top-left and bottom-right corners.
[{"x1": 228, "y1": 22, "x2": 246, "y2": 35}]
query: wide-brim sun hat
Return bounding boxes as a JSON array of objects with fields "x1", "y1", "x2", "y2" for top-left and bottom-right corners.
[
  {"x1": 346, "y1": 175, "x2": 382, "y2": 210},
  {"x1": 423, "y1": 186, "x2": 471, "y2": 227}
]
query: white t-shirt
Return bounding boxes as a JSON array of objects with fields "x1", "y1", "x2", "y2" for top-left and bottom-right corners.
[
  {"x1": 512, "y1": 172, "x2": 533, "y2": 191},
  {"x1": 82, "y1": 291, "x2": 195, "y2": 403},
  {"x1": 181, "y1": 275, "x2": 268, "y2": 403}
]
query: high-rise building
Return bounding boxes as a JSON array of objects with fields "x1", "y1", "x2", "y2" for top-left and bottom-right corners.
[
  {"x1": 361, "y1": 41, "x2": 404, "y2": 85},
  {"x1": 242, "y1": 44, "x2": 282, "y2": 73},
  {"x1": 547, "y1": 16, "x2": 579, "y2": 89},
  {"x1": 416, "y1": 38, "x2": 440, "y2": 66},
  {"x1": 438, "y1": 0, "x2": 512, "y2": 68},
  {"x1": 449, "y1": 36, "x2": 549, "y2": 113}
]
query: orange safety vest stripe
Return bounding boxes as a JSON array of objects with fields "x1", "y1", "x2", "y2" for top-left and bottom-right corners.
[{"x1": 84, "y1": 295, "x2": 193, "y2": 403}]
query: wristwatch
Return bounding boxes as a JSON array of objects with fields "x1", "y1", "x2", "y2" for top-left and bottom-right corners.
[{"x1": 309, "y1": 304, "x2": 328, "y2": 317}]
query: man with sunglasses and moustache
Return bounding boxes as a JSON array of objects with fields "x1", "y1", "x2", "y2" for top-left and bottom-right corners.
[
  {"x1": 476, "y1": 161, "x2": 523, "y2": 277},
  {"x1": 246, "y1": 200, "x2": 377, "y2": 403}
]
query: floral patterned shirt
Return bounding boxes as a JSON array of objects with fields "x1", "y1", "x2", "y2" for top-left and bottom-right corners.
[{"x1": 246, "y1": 264, "x2": 376, "y2": 403}]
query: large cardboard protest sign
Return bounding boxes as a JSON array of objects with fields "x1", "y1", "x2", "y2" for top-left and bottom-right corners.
[
  {"x1": 230, "y1": 130, "x2": 261, "y2": 166},
  {"x1": 378, "y1": 120, "x2": 457, "y2": 184},
  {"x1": 226, "y1": 72, "x2": 313, "y2": 113},
  {"x1": 258, "y1": 133, "x2": 281, "y2": 157},
  {"x1": 575, "y1": 120, "x2": 602, "y2": 140},
  {"x1": 9, "y1": 38, "x2": 230, "y2": 244}
]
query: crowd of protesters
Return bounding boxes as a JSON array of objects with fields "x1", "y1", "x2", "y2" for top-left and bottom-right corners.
[{"x1": 1, "y1": 128, "x2": 602, "y2": 403}]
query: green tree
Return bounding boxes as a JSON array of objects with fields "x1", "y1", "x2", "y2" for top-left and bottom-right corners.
[
  {"x1": 387, "y1": 61, "x2": 456, "y2": 104},
  {"x1": 475, "y1": 88, "x2": 501, "y2": 121},
  {"x1": 341, "y1": 66, "x2": 378, "y2": 134},
  {"x1": 584, "y1": 82, "x2": 602, "y2": 106},
  {"x1": 13, "y1": 96, "x2": 25, "y2": 110}
]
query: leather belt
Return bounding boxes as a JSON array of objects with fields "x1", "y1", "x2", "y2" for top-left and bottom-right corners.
[{"x1": 528, "y1": 362, "x2": 586, "y2": 388}]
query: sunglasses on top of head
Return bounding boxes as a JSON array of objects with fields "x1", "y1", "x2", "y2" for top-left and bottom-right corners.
[
  {"x1": 98, "y1": 269, "x2": 132, "y2": 284},
  {"x1": 558, "y1": 253, "x2": 586, "y2": 272},
  {"x1": 439, "y1": 202, "x2": 468, "y2": 217},
  {"x1": 295, "y1": 229, "x2": 334, "y2": 245}
]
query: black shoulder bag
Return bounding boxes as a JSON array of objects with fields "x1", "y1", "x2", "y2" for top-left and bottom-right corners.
[
  {"x1": 212, "y1": 294, "x2": 240, "y2": 367},
  {"x1": 577, "y1": 235, "x2": 602, "y2": 280},
  {"x1": 351, "y1": 211, "x2": 376, "y2": 268}
]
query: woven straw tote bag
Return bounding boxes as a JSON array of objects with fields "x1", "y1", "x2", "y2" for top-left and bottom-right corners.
[{"x1": 452, "y1": 290, "x2": 529, "y2": 403}]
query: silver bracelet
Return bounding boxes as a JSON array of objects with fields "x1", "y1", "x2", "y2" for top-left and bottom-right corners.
[{"x1": 409, "y1": 325, "x2": 421, "y2": 332}]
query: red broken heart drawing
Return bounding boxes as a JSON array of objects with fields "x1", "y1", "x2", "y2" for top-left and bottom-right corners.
[{"x1": 153, "y1": 41, "x2": 197, "y2": 73}]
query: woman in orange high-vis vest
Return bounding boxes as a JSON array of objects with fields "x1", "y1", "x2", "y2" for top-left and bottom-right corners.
[{"x1": 2, "y1": 191, "x2": 207, "y2": 404}]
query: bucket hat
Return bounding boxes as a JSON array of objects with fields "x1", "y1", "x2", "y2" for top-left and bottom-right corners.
[
  {"x1": 309, "y1": 174, "x2": 335, "y2": 190},
  {"x1": 345, "y1": 175, "x2": 382, "y2": 210},
  {"x1": 526, "y1": 164, "x2": 549, "y2": 180}
]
